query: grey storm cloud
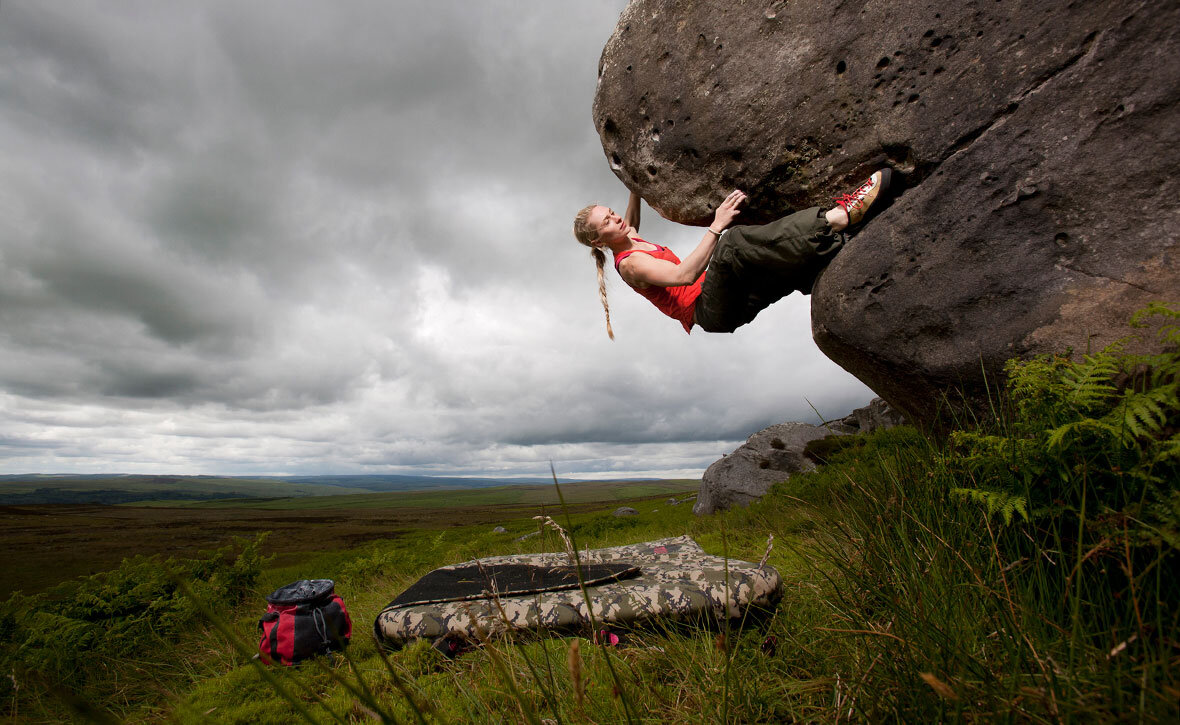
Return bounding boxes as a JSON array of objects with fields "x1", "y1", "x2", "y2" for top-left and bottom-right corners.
[{"x1": 0, "y1": 0, "x2": 874, "y2": 478}]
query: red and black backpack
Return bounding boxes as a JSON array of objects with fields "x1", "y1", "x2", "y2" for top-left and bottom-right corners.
[{"x1": 258, "y1": 579, "x2": 352, "y2": 666}]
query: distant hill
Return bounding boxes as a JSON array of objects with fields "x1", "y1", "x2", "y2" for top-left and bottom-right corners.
[
  {"x1": 0, "y1": 475, "x2": 369, "y2": 505},
  {"x1": 0, "y1": 473, "x2": 663, "y2": 505},
  {"x1": 280, "y1": 474, "x2": 562, "y2": 491}
]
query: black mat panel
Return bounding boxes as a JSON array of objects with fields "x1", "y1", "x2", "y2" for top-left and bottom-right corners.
[{"x1": 388, "y1": 563, "x2": 640, "y2": 609}]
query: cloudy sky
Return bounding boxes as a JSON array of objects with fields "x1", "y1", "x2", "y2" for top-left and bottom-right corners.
[{"x1": 0, "y1": 1, "x2": 873, "y2": 480}]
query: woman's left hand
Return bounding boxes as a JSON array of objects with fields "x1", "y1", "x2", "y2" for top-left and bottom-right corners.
[{"x1": 712, "y1": 189, "x2": 746, "y2": 231}]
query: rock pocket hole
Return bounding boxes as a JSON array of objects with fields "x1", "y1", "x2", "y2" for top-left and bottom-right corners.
[
  {"x1": 836, "y1": 59, "x2": 847, "y2": 75},
  {"x1": 876, "y1": 56, "x2": 890, "y2": 68},
  {"x1": 646, "y1": 165, "x2": 658, "y2": 177},
  {"x1": 1054, "y1": 232, "x2": 1070, "y2": 247}
]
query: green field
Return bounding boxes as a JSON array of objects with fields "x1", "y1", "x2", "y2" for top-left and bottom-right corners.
[
  {"x1": 3, "y1": 410, "x2": 1178, "y2": 722},
  {"x1": 157, "y1": 479, "x2": 700, "y2": 509},
  {"x1": 0, "y1": 474, "x2": 373, "y2": 503},
  {"x1": 0, "y1": 479, "x2": 698, "y2": 598}
]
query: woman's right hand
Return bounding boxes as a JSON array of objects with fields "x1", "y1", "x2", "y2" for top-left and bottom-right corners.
[{"x1": 712, "y1": 189, "x2": 746, "y2": 231}]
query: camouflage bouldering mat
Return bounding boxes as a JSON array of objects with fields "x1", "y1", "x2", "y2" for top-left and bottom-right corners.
[{"x1": 373, "y1": 535, "x2": 782, "y2": 648}]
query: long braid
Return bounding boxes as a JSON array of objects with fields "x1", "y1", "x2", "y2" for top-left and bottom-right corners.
[
  {"x1": 591, "y1": 246, "x2": 614, "y2": 340},
  {"x1": 573, "y1": 204, "x2": 615, "y2": 340}
]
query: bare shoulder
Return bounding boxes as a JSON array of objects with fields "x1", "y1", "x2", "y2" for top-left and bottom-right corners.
[{"x1": 617, "y1": 248, "x2": 663, "y2": 288}]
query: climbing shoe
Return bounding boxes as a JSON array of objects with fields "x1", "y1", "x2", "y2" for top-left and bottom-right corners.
[{"x1": 834, "y1": 168, "x2": 894, "y2": 227}]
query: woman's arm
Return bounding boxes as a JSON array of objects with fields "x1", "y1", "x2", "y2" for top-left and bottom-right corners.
[
  {"x1": 624, "y1": 191, "x2": 641, "y2": 232},
  {"x1": 619, "y1": 190, "x2": 746, "y2": 288}
]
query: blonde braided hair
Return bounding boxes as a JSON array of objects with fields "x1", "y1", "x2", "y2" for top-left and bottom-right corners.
[{"x1": 573, "y1": 204, "x2": 614, "y2": 340}]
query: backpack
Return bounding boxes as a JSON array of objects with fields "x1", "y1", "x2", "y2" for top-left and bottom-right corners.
[{"x1": 258, "y1": 579, "x2": 352, "y2": 665}]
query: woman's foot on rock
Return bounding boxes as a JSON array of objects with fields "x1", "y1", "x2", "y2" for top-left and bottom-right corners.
[{"x1": 832, "y1": 169, "x2": 894, "y2": 229}]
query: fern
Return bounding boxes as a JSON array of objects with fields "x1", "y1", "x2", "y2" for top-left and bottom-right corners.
[
  {"x1": 1120, "y1": 388, "x2": 1169, "y2": 439},
  {"x1": 1044, "y1": 417, "x2": 1126, "y2": 452},
  {"x1": 0, "y1": 534, "x2": 270, "y2": 695},
  {"x1": 1153, "y1": 436, "x2": 1180, "y2": 465},
  {"x1": 1062, "y1": 353, "x2": 1119, "y2": 413},
  {"x1": 1131, "y1": 300, "x2": 1180, "y2": 344},
  {"x1": 947, "y1": 303, "x2": 1179, "y2": 553},
  {"x1": 951, "y1": 487, "x2": 1029, "y2": 524}
]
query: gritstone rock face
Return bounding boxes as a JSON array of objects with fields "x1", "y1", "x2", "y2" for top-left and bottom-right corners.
[{"x1": 594, "y1": 0, "x2": 1179, "y2": 423}]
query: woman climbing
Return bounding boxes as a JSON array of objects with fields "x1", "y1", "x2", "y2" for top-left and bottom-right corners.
[{"x1": 572, "y1": 170, "x2": 893, "y2": 338}]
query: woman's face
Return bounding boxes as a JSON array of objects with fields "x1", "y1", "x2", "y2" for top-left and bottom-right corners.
[{"x1": 586, "y1": 205, "x2": 627, "y2": 243}]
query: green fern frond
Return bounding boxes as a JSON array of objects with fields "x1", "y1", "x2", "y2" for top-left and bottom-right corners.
[
  {"x1": 951, "y1": 487, "x2": 1030, "y2": 524},
  {"x1": 1064, "y1": 354, "x2": 1119, "y2": 412},
  {"x1": 1130, "y1": 301, "x2": 1180, "y2": 345},
  {"x1": 1152, "y1": 436, "x2": 1180, "y2": 465},
  {"x1": 1119, "y1": 392, "x2": 1168, "y2": 439},
  {"x1": 950, "y1": 431, "x2": 1012, "y2": 456},
  {"x1": 1045, "y1": 418, "x2": 1126, "y2": 451}
]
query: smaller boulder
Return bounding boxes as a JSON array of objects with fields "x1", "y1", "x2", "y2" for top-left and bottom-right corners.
[
  {"x1": 612, "y1": 507, "x2": 639, "y2": 517},
  {"x1": 836, "y1": 398, "x2": 907, "y2": 433},
  {"x1": 694, "y1": 422, "x2": 830, "y2": 515},
  {"x1": 802, "y1": 434, "x2": 864, "y2": 465},
  {"x1": 492, "y1": 526, "x2": 508, "y2": 534},
  {"x1": 694, "y1": 398, "x2": 907, "y2": 515}
]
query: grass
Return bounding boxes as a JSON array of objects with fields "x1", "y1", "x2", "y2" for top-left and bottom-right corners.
[
  {"x1": 172, "y1": 406, "x2": 1174, "y2": 722},
  {"x1": 162, "y1": 480, "x2": 699, "y2": 510},
  {"x1": 0, "y1": 483, "x2": 696, "y2": 598},
  {"x1": 5, "y1": 422, "x2": 1177, "y2": 722},
  {"x1": 0, "y1": 475, "x2": 374, "y2": 502},
  {"x1": 4, "y1": 307, "x2": 1177, "y2": 721}
]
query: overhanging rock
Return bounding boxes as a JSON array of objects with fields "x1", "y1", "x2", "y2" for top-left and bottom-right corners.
[{"x1": 594, "y1": 0, "x2": 1179, "y2": 424}]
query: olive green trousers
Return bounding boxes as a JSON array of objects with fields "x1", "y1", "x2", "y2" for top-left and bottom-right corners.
[{"x1": 693, "y1": 206, "x2": 844, "y2": 333}]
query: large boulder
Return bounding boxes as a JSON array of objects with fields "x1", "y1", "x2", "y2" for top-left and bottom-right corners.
[{"x1": 594, "y1": 0, "x2": 1179, "y2": 423}]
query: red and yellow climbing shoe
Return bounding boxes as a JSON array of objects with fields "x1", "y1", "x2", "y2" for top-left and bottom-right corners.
[{"x1": 834, "y1": 168, "x2": 894, "y2": 227}]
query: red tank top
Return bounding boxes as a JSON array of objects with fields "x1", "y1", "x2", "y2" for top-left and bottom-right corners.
[{"x1": 614, "y1": 238, "x2": 703, "y2": 334}]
